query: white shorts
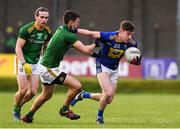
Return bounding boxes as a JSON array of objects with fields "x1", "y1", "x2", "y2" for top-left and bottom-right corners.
[
  {"x1": 14, "y1": 56, "x2": 40, "y2": 75},
  {"x1": 39, "y1": 64, "x2": 63, "y2": 85},
  {"x1": 96, "y1": 62, "x2": 118, "y2": 84}
]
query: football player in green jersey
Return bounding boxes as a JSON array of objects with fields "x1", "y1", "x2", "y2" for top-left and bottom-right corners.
[
  {"x1": 13, "y1": 7, "x2": 52, "y2": 121},
  {"x1": 21, "y1": 10, "x2": 96, "y2": 123}
]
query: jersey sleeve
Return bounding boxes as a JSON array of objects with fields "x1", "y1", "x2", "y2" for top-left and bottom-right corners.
[
  {"x1": 100, "y1": 31, "x2": 118, "y2": 42},
  {"x1": 100, "y1": 32, "x2": 110, "y2": 41},
  {"x1": 66, "y1": 33, "x2": 78, "y2": 45},
  {"x1": 18, "y1": 26, "x2": 29, "y2": 40}
]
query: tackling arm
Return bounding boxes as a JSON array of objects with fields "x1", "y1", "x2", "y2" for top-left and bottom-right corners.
[
  {"x1": 78, "y1": 29, "x2": 101, "y2": 39},
  {"x1": 73, "y1": 40, "x2": 96, "y2": 55}
]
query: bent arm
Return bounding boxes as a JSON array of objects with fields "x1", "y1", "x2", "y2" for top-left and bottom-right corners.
[
  {"x1": 73, "y1": 40, "x2": 96, "y2": 55},
  {"x1": 78, "y1": 29, "x2": 101, "y2": 39},
  {"x1": 15, "y1": 37, "x2": 26, "y2": 63}
]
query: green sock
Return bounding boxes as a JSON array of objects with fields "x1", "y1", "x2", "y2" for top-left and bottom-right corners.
[
  {"x1": 60, "y1": 105, "x2": 69, "y2": 112},
  {"x1": 27, "y1": 111, "x2": 34, "y2": 118},
  {"x1": 13, "y1": 105, "x2": 20, "y2": 113}
]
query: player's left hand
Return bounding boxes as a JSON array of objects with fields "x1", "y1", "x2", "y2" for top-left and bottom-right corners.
[
  {"x1": 22, "y1": 63, "x2": 32, "y2": 75},
  {"x1": 130, "y1": 56, "x2": 141, "y2": 65}
]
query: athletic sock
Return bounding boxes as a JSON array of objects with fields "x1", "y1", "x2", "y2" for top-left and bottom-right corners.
[
  {"x1": 97, "y1": 109, "x2": 104, "y2": 118},
  {"x1": 27, "y1": 111, "x2": 34, "y2": 118},
  {"x1": 82, "y1": 92, "x2": 91, "y2": 98},
  {"x1": 60, "y1": 105, "x2": 69, "y2": 112},
  {"x1": 13, "y1": 105, "x2": 20, "y2": 113}
]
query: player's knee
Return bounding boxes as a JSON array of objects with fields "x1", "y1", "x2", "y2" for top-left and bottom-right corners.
[
  {"x1": 107, "y1": 100, "x2": 112, "y2": 104},
  {"x1": 107, "y1": 97, "x2": 113, "y2": 104},
  {"x1": 104, "y1": 92, "x2": 113, "y2": 99},
  {"x1": 44, "y1": 94, "x2": 52, "y2": 100},
  {"x1": 73, "y1": 81, "x2": 82, "y2": 91},
  {"x1": 19, "y1": 88, "x2": 28, "y2": 96},
  {"x1": 29, "y1": 90, "x2": 37, "y2": 96},
  {"x1": 77, "y1": 83, "x2": 82, "y2": 90},
  {"x1": 42, "y1": 92, "x2": 53, "y2": 100}
]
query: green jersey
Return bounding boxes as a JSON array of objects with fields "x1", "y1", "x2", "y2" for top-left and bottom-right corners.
[
  {"x1": 19, "y1": 22, "x2": 52, "y2": 64},
  {"x1": 41, "y1": 25, "x2": 78, "y2": 68}
]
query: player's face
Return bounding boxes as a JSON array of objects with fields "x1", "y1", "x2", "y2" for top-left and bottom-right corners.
[
  {"x1": 121, "y1": 30, "x2": 134, "y2": 43},
  {"x1": 68, "y1": 18, "x2": 80, "y2": 33},
  {"x1": 71, "y1": 18, "x2": 80, "y2": 29},
  {"x1": 35, "y1": 11, "x2": 49, "y2": 27}
]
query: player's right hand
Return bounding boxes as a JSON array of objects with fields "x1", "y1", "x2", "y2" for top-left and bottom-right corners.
[
  {"x1": 22, "y1": 63, "x2": 32, "y2": 75},
  {"x1": 130, "y1": 56, "x2": 141, "y2": 65}
]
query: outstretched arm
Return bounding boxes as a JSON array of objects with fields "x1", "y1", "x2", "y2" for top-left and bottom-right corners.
[
  {"x1": 73, "y1": 40, "x2": 96, "y2": 56},
  {"x1": 78, "y1": 29, "x2": 101, "y2": 39}
]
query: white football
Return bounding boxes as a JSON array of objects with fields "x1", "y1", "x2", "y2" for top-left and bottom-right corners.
[{"x1": 124, "y1": 47, "x2": 141, "y2": 62}]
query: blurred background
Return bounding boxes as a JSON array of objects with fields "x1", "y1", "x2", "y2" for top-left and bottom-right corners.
[{"x1": 0, "y1": 0, "x2": 179, "y2": 79}]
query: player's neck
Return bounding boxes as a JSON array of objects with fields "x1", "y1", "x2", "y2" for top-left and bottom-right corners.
[
  {"x1": 115, "y1": 33, "x2": 123, "y2": 43},
  {"x1": 35, "y1": 22, "x2": 44, "y2": 30}
]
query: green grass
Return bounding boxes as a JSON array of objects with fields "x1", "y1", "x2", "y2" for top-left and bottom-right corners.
[{"x1": 1, "y1": 92, "x2": 180, "y2": 128}]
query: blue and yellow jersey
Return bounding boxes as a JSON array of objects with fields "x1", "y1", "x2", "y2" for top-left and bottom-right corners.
[{"x1": 96, "y1": 31, "x2": 138, "y2": 70}]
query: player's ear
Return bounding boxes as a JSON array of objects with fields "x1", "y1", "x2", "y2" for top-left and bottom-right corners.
[
  {"x1": 68, "y1": 20, "x2": 74, "y2": 26},
  {"x1": 34, "y1": 15, "x2": 38, "y2": 20}
]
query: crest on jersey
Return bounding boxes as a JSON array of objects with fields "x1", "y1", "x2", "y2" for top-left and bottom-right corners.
[{"x1": 60, "y1": 77, "x2": 65, "y2": 82}]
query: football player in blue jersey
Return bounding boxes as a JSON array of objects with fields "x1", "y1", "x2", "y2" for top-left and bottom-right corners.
[{"x1": 70, "y1": 20, "x2": 141, "y2": 124}]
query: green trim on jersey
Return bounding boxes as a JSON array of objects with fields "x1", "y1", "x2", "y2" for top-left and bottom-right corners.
[
  {"x1": 41, "y1": 25, "x2": 78, "y2": 68},
  {"x1": 19, "y1": 22, "x2": 52, "y2": 64}
]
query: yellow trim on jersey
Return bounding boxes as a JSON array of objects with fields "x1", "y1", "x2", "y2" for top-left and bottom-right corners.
[
  {"x1": 27, "y1": 24, "x2": 35, "y2": 33},
  {"x1": 109, "y1": 35, "x2": 116, "y2": 40},
  {"x1": 27, "y1": 23, "x2": 51, "y2": 35},
  {"x1": 45, "y1": 25, "x2": 52, "y2": 34}
]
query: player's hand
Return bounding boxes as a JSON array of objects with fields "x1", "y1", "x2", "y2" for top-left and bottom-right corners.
[
  {"x1": 22, "y1": 63, "x2": 32, "y2": 75},
  {"x1": 93, "y1": 39, "x2": 101, "y2": 47},
  {"x1": 91, "y1": 52, "x2": 101, "y2": 58},
  {"x1": 130, "y1": 56, "x2": 141, "y2": 65}
]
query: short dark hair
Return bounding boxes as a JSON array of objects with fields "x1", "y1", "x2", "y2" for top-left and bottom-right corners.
[
  {"x1": 120, "y1": 20, "x2": 135, "y2": 32},
  {"x1": 63, "y1": 10, "x2": 80, "y2": 24},
  {"x1": 34, "y1": 7, "x2": 49, "y2": 16}
]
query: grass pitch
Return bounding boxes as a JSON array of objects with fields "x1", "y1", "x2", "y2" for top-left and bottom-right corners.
[{"x1": 0, "y1": 92, "x2": 180, "y2": 128}]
